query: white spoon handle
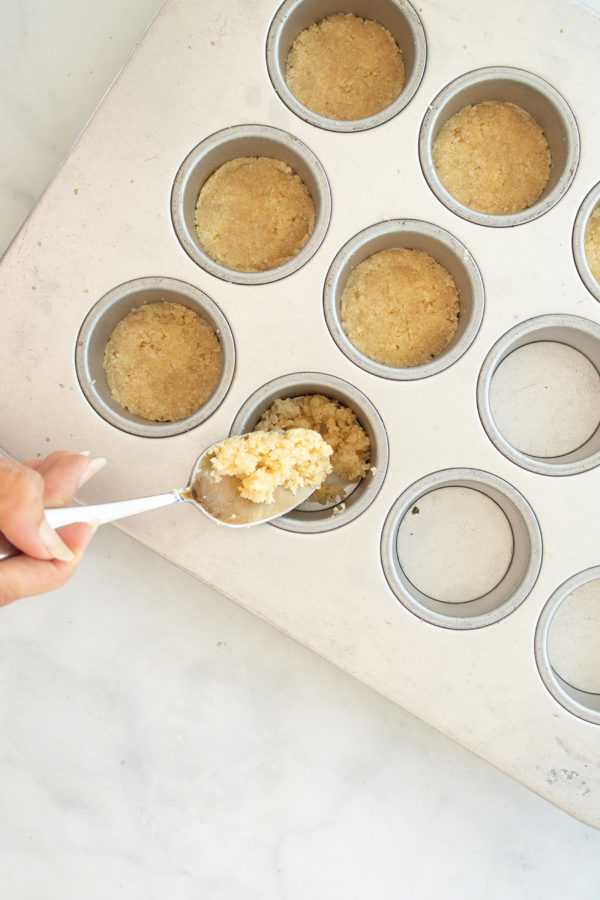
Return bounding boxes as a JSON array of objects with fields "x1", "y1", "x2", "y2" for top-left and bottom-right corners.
[
  {"x1": 45, "y1": 492, "x2": 182, "y2": 528},
  {"x1": 0, "y1": 492, "x2": 183, "y2": 561}
]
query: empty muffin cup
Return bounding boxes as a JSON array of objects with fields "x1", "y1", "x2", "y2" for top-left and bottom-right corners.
[
  {"x1": 477, "y1": 315, "x2": 600, "y2": 476},
  {"x1": 323, "y1": 219, "x2": 484, "y2": 379},
  {"x1": 573, "y1": 182, "x2": 600, "y2": 303},
  {"x1": 381, "y1": 468, "x2": 542, "y2": 629},
  {"x1": 419, "y1": 67, "x2": 580, "y2": 227},
  {"x1": 75, "y1": 276, "x2": 235, "y2": 438},
  {"x1": 535, "y1": 567, "x2": 600, "y2": 725},
  {"x1": 228, "y1": 372, "x2": 388, "y2": 533},
  {"x1": 171, "y1": 125, "x2": 331, "y2": 284},
  {"x1": 266, "y1": 0, "x2": 426, "y2": 132}
]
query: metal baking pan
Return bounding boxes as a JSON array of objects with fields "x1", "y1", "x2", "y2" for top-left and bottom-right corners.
[{"x1": 1, "y1": 0, "x2": 599, "y2": 826}]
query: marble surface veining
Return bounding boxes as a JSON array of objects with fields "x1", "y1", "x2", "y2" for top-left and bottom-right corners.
[{"x1": 1, "y1": 0, "x2": 600, "y2": 896}]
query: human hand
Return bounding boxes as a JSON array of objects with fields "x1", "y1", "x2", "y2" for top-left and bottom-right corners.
[{"x1": 0, "y1": 451, "x2": 106, "y2": 607}]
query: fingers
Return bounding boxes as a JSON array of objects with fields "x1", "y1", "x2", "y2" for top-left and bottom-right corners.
[
  {"x1": 24, "y1": 451, "x2": 106, "y2": 508},
  {"x1": 0, "y1": 522, "x2": 95, "y2": 607},
  {"x1": 0, "y1": 450, "x2": 107, "y2": 603},
  {"x1": 0, "y1": 458, "x2": 60, "y2": 561}
]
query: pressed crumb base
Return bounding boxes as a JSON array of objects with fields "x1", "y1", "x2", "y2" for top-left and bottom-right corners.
[
  {"x1": 207, "y1": 429, "x2": 333, "y2": 505},
  {"x1": 285, "y1": 13, "x2": 405, "y2": 121},
  {"x1": 195, "y1": 156, "x2": 315, "y2": 272},
  {"x1": 255, "y1": 394, "x2": 371, "y2": 504},
  {"x1": 432, "y1": 100, "x2": 551, "y2": 215},
  {"x1": 104, "y1": 301, "x2": 223, "y2": 422},
  {"x1": 585, "y1": 206, "x2": 600, "y2": 283},
  {"x1": 341, "y1": 248, "x2": 460, "y2": 367}
]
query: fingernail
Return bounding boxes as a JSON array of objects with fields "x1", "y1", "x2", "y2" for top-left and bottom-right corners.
[
  {"x1": 39, "y1": 519, "x2": 74, "y2": 562},
  {"x1": 77, "y1": 451, "x2": 91, "y2": 457},
  {"x1": 78, "y1": 457, "x2": 107, "y2": 489}
]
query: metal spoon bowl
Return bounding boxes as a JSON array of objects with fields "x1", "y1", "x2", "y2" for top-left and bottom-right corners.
[{"x1": 0, "y1": 435, "x2": 318, "y2": 561}]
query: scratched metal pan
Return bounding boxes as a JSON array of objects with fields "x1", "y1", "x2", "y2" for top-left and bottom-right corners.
[{"x1": 0, "y1": 0, "x2": 599, "y2": 827}]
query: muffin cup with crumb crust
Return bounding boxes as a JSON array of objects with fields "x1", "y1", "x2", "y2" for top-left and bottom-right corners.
[
  {"x1": 419, "y1": 66, "x2": 579, "y2": 227},
  {"x1": 75, "y1": 277, "x2": 235, "y2": 438},
  {"x1": 323, "y1": 220, "x2": 484, "y2": 380},
  {"x1": 573, "y1": 182, "x2": 600, "y2": 304},
  {"x1": 266, "y1": 0, "x2": 426, "y2": 132},
  {"x1": 171, "y1": 125, "x2": 331, "y2": 284},
  {"x1": 228, "y1": 373, "x2": 388, "y2": 533}
]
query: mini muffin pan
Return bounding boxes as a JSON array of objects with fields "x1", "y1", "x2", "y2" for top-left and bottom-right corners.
[{"x1": 1, "y1": 0, "x2": 600, "y2": 827}]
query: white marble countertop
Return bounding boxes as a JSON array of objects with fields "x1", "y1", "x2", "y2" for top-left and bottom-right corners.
[{"x1": 1, "y1": 1, "x2": 600, "y2": 896}]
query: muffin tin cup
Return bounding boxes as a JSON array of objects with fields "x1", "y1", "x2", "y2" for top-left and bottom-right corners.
[
  {"x1": 535, "y1": 567, "x2": 600, "y2": 726},
  {"x1": 75, "y1": 276, "x2": 236, "y2": 438},
  {"x1": 419, "y1": 66, "x2": 580, "y2": 227},
  {"x1": 323, "y1": 219, "x2": 485, "y2": 379},
  {"x1": 381, "y1": 468, "x2": 543, "y2": 630},
  {"x1": 573, "y1": 182, "x2": 600, "y2": 303},
  {"x1": 171, "y1": 124, "x2": 332, "y2": 284},
  {"x1": 477, "y1": 314, "x2": 600, "y2": 476},
  {"x1": 228, "y1": 372, "x2": 389, "y2": 533},
  {"x1": 266, "y1": 0, "x2": 427, "y2": 133}
]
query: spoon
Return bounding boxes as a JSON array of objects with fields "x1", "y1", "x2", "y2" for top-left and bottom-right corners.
[{"x1": 0, "y1": 435, "x2": 317, "y2": 561}]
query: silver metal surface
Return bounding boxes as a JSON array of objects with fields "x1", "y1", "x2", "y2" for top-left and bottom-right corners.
[
  {"x1": 573, "y1": 181, "x2": 600, "y2": 303},
  {"x1": 266, "y1": 0, "x2": 427, "y2": 132},
  {"x1": 477, "y1": 314, "x2": 600, "y2": 476},
  {"x1": 171, "y1": 124, "x2": 331, "y2": 284},
  {"x1": 419, "y1": 66, "x2": 580, "y2": 227},
  {"x1": 381, "y1": 467, "x2": 543, "y2": 629},
  {"x1": 323, "y1": 219, "x2": 484, "y2": 379},
  {"x1": 228, "y1": 372, "x2": 389, "y2": 533},
  {"x1": 1, "y1": 0, "x2": 600, "y2": 827},
  {"x1": 75, "y1": 276, "x2": 236, "y2": 437},
  {"x1": 535, "y1": 566, "x2": 600, "y2": 725}
]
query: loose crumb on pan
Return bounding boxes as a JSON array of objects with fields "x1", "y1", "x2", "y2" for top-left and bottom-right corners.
[
  {"x1": 341, "y1": 248, "x2": 460, "y2": 367},
  {"x1": 285, "y1": 13, "x2": 405, "y2": 121},
  {"x1": 432, "y1": 100, "x2": 551, "y2": 215},
  {"x1": 195, "y1": 156, "x2": 315, "y2": 272},
  {"x1": 585, "y1": 206, "x2": 600, "y2": 283},
  {"x1": 104, "y1": 301, "x2": 223, "y2": 422},
  {"x1": 254, "y1": 394, "x2": 370, "y2": 504},
  {"x1": 208, "y1": 429, "x2": 333, "y2": 505}
]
